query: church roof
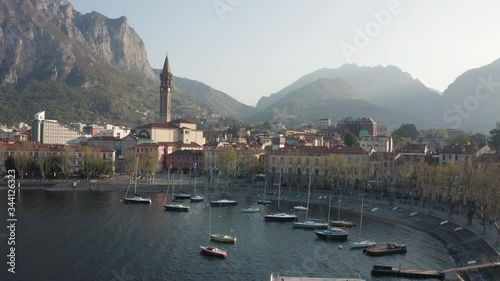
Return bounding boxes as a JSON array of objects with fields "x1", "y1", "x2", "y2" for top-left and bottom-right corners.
[
  {"x1": 170, "y1": 119, "x2": 195, "y2": 124},
  {"x1": 136, "y1": 123, "x2": 178, "y2": 129}
]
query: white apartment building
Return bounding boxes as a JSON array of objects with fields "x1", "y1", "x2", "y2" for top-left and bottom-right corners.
[
  {"x1": 359, "y1": 136, "x2": 393, "y2": 152},
  {"x1": 31, "y1": 111, "x2": 90, "y2": 144}
]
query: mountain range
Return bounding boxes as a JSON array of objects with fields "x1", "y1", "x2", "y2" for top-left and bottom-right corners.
[{"x1": 0, "y1": 0, "x2": 499, "y2": 133}]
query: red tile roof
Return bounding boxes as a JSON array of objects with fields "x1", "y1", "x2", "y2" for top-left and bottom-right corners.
[{"x1": 269, "y1": 145, "x2": 368, "y2": 155}]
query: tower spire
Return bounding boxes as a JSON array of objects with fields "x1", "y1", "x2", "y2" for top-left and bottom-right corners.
[{"x1": 160, "y1": 53, "x2": 172, "y2": 122}]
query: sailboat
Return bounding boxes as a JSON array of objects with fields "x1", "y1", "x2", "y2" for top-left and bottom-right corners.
[
  {"x1": 209, "y1": 199, "x2": 236, "y2": 243},
  {"x1": 123, "y1": 156, "x2": 152, "y2": 204},
  {"x1": 293, "y1": 174, "x2": 328, "y2": 229},
  {"x1": 264, "y1": 170, "x2": 297, "y2": 222},
  {"x1": 200, "y1": 204, "x2": 228, "y2": 258},
  {"x1": 330, "y1": 185, "x2": 355, "y2": 227},
  {"x1": 351, "y1": 197, "x2": 376, "y2": 248},
  {"x1": 190, "y1": 176, "x2": 204, "y2": 202},
  {"x1": 257, "y1": 178, "x2": 272, "y2": 205},
  {"x1": 315, "y1": 196, "x2": 349, "y2": 241},
  {"x1": 164, "y1": 184, "x2": 189, "y2": 212}
]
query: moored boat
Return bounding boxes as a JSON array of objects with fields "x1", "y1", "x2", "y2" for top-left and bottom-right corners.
[
  {"x1": 241, "y1": 207, "x2": 261, "y2": 213},
  {"x1": 211, "y1": 199, "x2": 238, "y2": 207},
  {"x1": 257, "y1": 199, "x2": 272, "y2": 205},
  {"x1": 200, "y1": 246, "x2": 227, "y2": 258},
  {"x1": 293, "y1": 220, "x2": 328, "y2": 229},
  {"x1": 190, "y1": 195, "x2": 204, "y2": 202},
  {"x1": 315, "y1": 227, "x2": 348, "y2": 241},
  {"x1": 351, "y1": 240, "x2": 377, "y2": 249},
  {"x1": 265, "y1": 212, "x2": 297, "y2": 222},
  {"x1": 173, "y1": 193, "x2": 192, "y2": 200},
  {"x1": 164, "y1": 204, "x2": 189, "y2": 212},
  {"x1": 209, "y1": 234, "x2": 237, "y2": 243},
  {"x1": 293, "y1": 205, "x2": 308, "y2": 211},
  {"x1": 351, "y1": 197, "x2": 376, "y2": 249},
  {"x1": 363, "y1": 243, "x2": 407, "y2": 256},
  {"x1": 123, "y1": 157, "x2": 151, "y2": 204},
  {"x1": 270, "y1": 273, "x2": 366, "y2": 281},
  {"x1": 190, "y1": 176, "x2": 204, "y2": 202},
  {"x1": 123, "y1": 195, "x2": 152, "y2": 204},
  {"x1": 371, "y1": 265, "x2": 445, "y2": 279},
  {"x1": 331, "y1": 220, "x2": 355, "y2": 227}
]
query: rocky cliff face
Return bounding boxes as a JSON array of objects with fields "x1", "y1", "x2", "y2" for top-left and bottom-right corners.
[{"x1": 0, "y1": 0, "x2": 157, "y2": 88}]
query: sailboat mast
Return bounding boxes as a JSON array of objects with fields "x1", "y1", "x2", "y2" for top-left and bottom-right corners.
[
  {"x1": 305, "y1": 173, "x2": 311, "y2": 220},
  {"x1": 338, "y1": 185, "x2": 341, "y2": 220},
  {"x1": 359, "y1": 197, "x2": 364, "y2": 238},
  {"x1": 327, "y1": 195, "x2": 332, "y2": 223},
  {"x1": 134, "y1": 155, "x2": 139, "y2": 195},
  {"x1": 278, "y1": 169, "x2": 281, "y2": 211},
  {"x1": 208, "y1": 202, "x2": 212, "y2": 242}
]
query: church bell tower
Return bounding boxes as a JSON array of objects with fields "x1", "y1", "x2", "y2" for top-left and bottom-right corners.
[{"x1": 159, "y1": 53, "x2": 172, "y2": 122}]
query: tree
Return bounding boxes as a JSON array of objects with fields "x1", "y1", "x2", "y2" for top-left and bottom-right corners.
[
  {"x1": 13, "y1": 142, "x2": 34, "y2": 180},
  {"x1": 324, "y1": 154, "x2": 348, "y2": 190},
  {"x1": 217, "y1": 147, "x2": 237, "y2": 185},
  {"x1": 82, "y1": 146, "x2": 101, "y2": 181},
  {"x1": 125, "y1": 149, "x2": 139, "y2": 185},
  {"x1": 489, "y1": 128, "x2": 500, "y2": 150},
  {"x1": 344, "y1": 132, "x2": 359, "y2": 146},
  {"x1": 398, "y1": 160, "x2": 419, "y2": 208},
  {"x1": 417, "y1": 163, "x2": 439, "y2": 213},
  {"x1": 435, "y1": 162, "x2": 462, "y2": 219},
  {"x1": 453, "y1": 133, "x2": 471, "y2": 145},
  {"x1": 140, "y1": 150, "x2": 159, "y2": 184},
  {"x1": 393, "y1": 123, "x2": 419, "y2": 141},
  {"x1": 57, "y1": 145, "x2": 76, "y2": 181},
  {"x1": 466, "y1": 163, "x2": 499, "y2": 234},
  {"x1": 38, "y1": 146, "x2": 54, "y2": 181}
]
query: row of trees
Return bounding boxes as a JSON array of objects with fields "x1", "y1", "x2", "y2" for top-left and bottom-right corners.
[
  {"x1": 395, "y1": 160, "x2": 500, "y2": 231},
  {"x1": 1, "y1": 144, "x2": 112, "y2": 181},
  {"x1": 123, "y1": 150, "x2": 160, "y2": 184},
  {"x1": 208, "y1": 147, "x2": 500, "y2": 232}
]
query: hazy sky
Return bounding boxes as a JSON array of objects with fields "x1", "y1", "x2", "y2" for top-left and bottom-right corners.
[{"x1": 70, "y1": 0, "x2": 500, "y2": 106}]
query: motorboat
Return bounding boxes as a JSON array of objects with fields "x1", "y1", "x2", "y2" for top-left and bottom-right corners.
[
  {"x1": 351, "y1": 240, "x2": 377, "y2": 249},
  {"x1": 200, "y1": 246, "x2": 227, "y2": 258},
  {"x1": 211, "y1": 199, "x2": 238, "y2": 207},
  {"x1": 363, "y1": 243, "x2": 407, "y2": 256}
]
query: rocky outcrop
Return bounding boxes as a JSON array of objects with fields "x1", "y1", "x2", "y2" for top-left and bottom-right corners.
[{"x1": 0, "y1": 0, "x2": 157, "y2": 87}]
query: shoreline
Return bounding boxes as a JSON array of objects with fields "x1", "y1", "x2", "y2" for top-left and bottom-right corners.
[{"x1": 1, "y1": 180, "x2": 498, "y2": 280}]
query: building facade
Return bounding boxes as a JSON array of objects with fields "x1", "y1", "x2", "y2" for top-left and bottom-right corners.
[{"x1": 31, "y1": 111, "x2": 90, "y2": 144}]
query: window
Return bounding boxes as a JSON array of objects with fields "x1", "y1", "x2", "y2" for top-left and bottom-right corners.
[
  {"x1": 442, "y1": 154, "x2": 445, "y2": 160},
  {"x1": 455, "y1": 155, "x2": 458, "y2": 161}
]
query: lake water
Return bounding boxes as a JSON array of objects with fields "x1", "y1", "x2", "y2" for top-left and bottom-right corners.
[{"x1": 0, "y1": 189, "x2": 456, "y2": 281}]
